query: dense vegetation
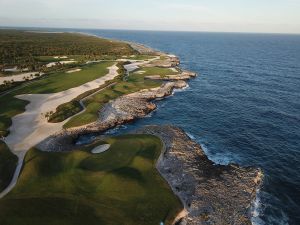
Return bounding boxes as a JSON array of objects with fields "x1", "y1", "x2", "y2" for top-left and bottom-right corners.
[
  {"x1": 0, "y1": 141, "x2": 18, "y2": 192},
  {"x1": 0, "y1": 30, "x2": 136, "y2": 69},
  {"x1": 0, "y1": 135, "x2": 182, "y2": 225}
]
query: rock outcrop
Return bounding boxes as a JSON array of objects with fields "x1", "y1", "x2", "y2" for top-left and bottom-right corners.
[
  {"x1": 136, "y1": 125, "x2": 263, "y2": 225},
  {"x1": 37, "y1": 80, "x2": 191, "y2": 151},
  {"x1": 37, "y1": 48, "x2": 198, "y2": 152}
]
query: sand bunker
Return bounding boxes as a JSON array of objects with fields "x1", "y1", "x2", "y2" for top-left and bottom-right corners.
[
  {"x1": 0, "y1": 72, "x2": 42, "y2": 85},
  {"x1": 91, "y1": 144, "x2": 111, "y2": 154},
  {"x1": 46, "y1": 60, "x2": 76, "y2": 68},
  {"x1": 54, "y1": 56, "x2": 68, "y2": 59},
  {"x1": 135, "y1": 70, "x2": 146, "y2": 74},
  {"x1": 66, "y1": 69, "x2": 82, "y2": 73}
]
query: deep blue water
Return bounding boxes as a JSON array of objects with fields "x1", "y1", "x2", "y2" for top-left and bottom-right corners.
[{"x1": 50, "y1": 28, "x2": 300, "y2": 224}]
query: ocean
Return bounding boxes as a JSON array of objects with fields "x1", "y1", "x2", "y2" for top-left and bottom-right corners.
[{"x1": 48, "y1": 28, "x2": 300, "y2": 225}]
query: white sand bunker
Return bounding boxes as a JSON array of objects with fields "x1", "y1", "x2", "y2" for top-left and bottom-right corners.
[
  {"x1": 66, "y1": 69, "x2": 82, "y2": 73},
  {"x1": 91, "y1": 144, "x2": 111, "y2": 154},
  {"x1": 54, "y1": 56, "x2": 68, "y2": 59},
  {"x1": 46, "y1": 60, "x2": 76, "y2": 68},
  {"x1": 135, "y1": 70, "x2": 146, "y2": 74},
  {"x1": 0, "y1": 72, "x2": 43, "y2": 85}
]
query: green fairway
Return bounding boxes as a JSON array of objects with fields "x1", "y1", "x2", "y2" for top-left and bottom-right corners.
[
  {"x1": 0, "y1": 141, "x2": 18, "y2": 192},
  {"x1": 0, "y1": 135, "x2": 182, "y2": 225},
  {"x1": 134, "y1": 67, "x2": 179, "y2": 77},
  {"x1": 18, "y1": 61, "x2": 114, "y2": 94},
  {"x1": 0, "y1": 61, "x2": 114, "y2": 136},
  {"x1": 64, "y1": 73, "x2": 161, "y2": 128}
]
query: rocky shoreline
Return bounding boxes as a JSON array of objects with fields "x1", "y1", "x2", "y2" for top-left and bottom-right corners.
[
  {"x1": 37, "y1": 46, "x2": 196, "y2": 151},
  {"x1": 36, "y1": 43, "x2": 263, "y2": 225},
  {"x1": 136, "y1": 125, "x2": 263, "y2": 225},
  {"x1": 37, "y1": 78, "x2": 194, "y2": 151}
]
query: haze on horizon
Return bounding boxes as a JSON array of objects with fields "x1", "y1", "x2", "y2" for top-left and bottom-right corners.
[{"x1": 0, "y1": 0, "x2": 300, "y2": 34}]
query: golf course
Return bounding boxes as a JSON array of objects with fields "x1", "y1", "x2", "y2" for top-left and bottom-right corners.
[
  {"x1": 0, "y1": 30, "x2": 186, "y2": 225},
  {"x1": 0, "y1": 135, "x2": 182, "y2": 225}
]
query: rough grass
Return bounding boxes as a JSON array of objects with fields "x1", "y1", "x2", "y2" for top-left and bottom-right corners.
[
  {"x1": 0, "y1": 62, "x2": 114, "y2": 135},
  {"x1": 121, "y1": 55, "x2": 157, "y2": 61},
  {"x1": 0, "y1": 141, "x2": 18, "y2": 192},
  {"x1": 0, "y1": 135, "x2": 182, "y2": 225},
  {"x1": 48, "y1": 101, "x2": 83, "y2": 123},
  {"x1": 0, "y1": 97, "x2": 28, "y2": 137},
  {"x1": 64, "y1": 73, "x2": 161, "y2": 128}
]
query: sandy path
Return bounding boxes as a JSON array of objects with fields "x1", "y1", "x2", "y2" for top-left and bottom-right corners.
[
  {"x1": 4, "y1": 64, "x2": 119, "y2": 156},
  {"x1": 0, "y1": 151, "x2": 25, "y2": 198}
]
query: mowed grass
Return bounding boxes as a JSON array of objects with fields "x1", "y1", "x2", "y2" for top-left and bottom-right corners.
[
  {"x1": 0, "y1": 135, "x2": 182, "y2": 225},
  {"x1": 0, "y1": 141, "x2": 18, "y2": 192},
  {"x1": 18, "y1": 61, "x2": 114, "y2": 94},
  {"x1": 64, "y1": 73, "x2": 161, "y2": 128},
  {"x1": 0, "y1": 62, "x2": 114, "y2": 136},
  {"x1": 134, "y1": 67, "x2": 179, "y2": 77}
]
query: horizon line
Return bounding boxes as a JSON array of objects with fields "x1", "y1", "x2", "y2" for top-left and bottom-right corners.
[{"x1": 1, "y1": 25, "x2": 300, "y2": 36}]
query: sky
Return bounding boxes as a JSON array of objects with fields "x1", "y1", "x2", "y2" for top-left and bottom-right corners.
[{"x1": 0, "y1": 0, "x2": 300, "y2": 34}]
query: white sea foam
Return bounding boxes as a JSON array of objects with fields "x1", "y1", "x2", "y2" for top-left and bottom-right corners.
[
  {"x1": 200, "y1": 143, "x2": 240, "y2": 165},
  {"x1": 251, "y1": 189, "x2": 265, "y2": 225},
  {"x1": 104, "y1": 125, "x2": 128, "y2": 135},
  {"x1": 250, "y1": 190, "x2": 289, "y2": 225},
  {"x1": 186, "y1": 132, "x2": 196, "y2": 140},
  {"x1": 145, "y1": 110, "x2": 156, "y2": 118},
  {"x1": 172, "y1": 84, "x2": 190, "y2": 94}
]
